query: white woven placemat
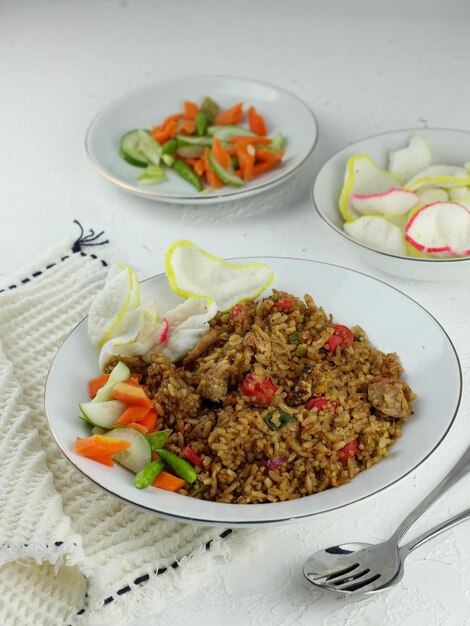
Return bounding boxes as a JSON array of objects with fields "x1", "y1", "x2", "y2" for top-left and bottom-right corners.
[{"x1": 0, "y1": 225, "x2": 255, "y2": 626}]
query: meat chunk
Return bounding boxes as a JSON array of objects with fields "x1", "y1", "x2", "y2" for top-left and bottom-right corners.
[
  {"x1": 182, "y1": 329, "x2": 220, "y2": 366},
  {"x1": 368, "y1": 379, "x2": 413, "y2": 419}
]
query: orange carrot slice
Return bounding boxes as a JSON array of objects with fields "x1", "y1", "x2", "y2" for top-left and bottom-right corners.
[
  {"x1": 229, "y1": 136, "x2": 272, "y2": 146},
  {"x1": 184, "y1": 101, "x2": 199, "y2": 121},
  {"x1": 184, "y1": 157, "x2": 198, "y2": 168},
  {"x1": 93, "y1": 455, "x2": 114, "y2": 467},
  {"x1": 256, "y1": 148, "x2": 285, "y2": 164},
  {"x1": 194, "y1": 157, "x2": 205, "y2": 177},
  {"x1": 137, "y1": 409, "x2": 158, "y2": 434},
  {"x1": 74, "y1": 435, "x2": 131, "y2": 458},
  {"x1": 115, "y1": 405, "x2": 151, "y2": 426},
  {"x1": 111, "y1": 382, "x2": 153, "y2": 408},
  {"x1": 128, "y1": 373, "x2": 143, "y2": 384},
  {"x1": 179, "y1": 120, "x2": 196, "y2": 135},
  {"x1": 248, "y1": 106, "x2": 267, "y2": 136},
  {"x1": 126, "y1": 422, "x2": 148, "y2": 434},
  {"x1": 212, "y1": 137, "x2": 232, "y2": 169},
  {"x1": 152, "y1": 471, "x2": 187, "y2": 492},
  {"x1": 253, "y1": 161, "x2": 279, "y2": 176},
  {"x1": 151, "y1": 120, "x2": 178, "y2": 144},
  {"x1": 214, "y1": 102, "x2": 243, "y2": 126},
  {"x1": 203, "y1": 148, "x2": 223, "y2": 188},
  {"x1": 88, "y1": 374, "x2": 110, "y2": 399},
  {"x1": 235, "y1": 143, "x2": 255, "y2": 181}
]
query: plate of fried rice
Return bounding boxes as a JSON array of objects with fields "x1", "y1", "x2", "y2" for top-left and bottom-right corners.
[{"x1": 45, "y1": 257, "x2": 462, "y2": 526}]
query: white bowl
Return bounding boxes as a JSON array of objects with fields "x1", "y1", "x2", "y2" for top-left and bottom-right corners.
[
  {"x1": 86, "y1": 75, "x2": 318, "y2": 205},
  {"x1": 312, "y1": 128, "x2": 470, "y2": 281},
  {"x1": 45, "y1": 257, "x2": 462, "y2": 527}
]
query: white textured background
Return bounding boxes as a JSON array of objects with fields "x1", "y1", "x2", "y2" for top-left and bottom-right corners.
[{"x1": 1, "y1": 1, "x2": 470, "y2": 624}]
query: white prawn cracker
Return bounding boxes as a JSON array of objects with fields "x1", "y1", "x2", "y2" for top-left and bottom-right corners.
[
  {"x1": 88, "y1": 263, "x2": 141, "y2": 347},
  {"x1": 388, "y1": 135, "x2": 432, "y2": 183},
  {"x1": 344, "y1": 216, "x2": 407, "y2": 255},
  {"x1": 159, "y1": 297, "x2": 218, "y2": 362},
  {"x1": 351, "y1": 188, "x2": 418, "y2": 216},
  {"x1": 165, "y1": 240, "x2": 274, "y2": 311},
  {"x1": 405, "y1": 202, "x2": 470, "y2": 256},
  {"x1": 405, "y1": 165, "x2": 470, "y2": 191},
  {"x1": 339, "y1": 155, "x2": 401, "y2": 222},
  {"x1": 416, "y1": 187, "x2": 449, "y2": 205}
]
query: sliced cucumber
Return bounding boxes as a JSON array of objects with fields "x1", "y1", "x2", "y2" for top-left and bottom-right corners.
[
  {"x1": 267, "y1": 132, "x2": 286, "y2": 152},
  {"x1": 162, "y1": 154, "x2": 175, "y2": 167},
  {"x1": 94, "y1": 361, "x2": 130, "y2": 403},
  {"x1": 207, "y1": 125, "x2": 257, "y2": 141},
  {"x1": 175, "y1": 135, "x2": 213, "y2": 148},
  {"x1": 137, "y1": 165, "x2": 166, "y2": 184},
  {"x1": 79, "y1": 410, "x2": 93, "y2": 425},
  {"x1": 120, "y1": 130, "x2": 149, "y2": 167},
  {"x1": 176, "y1": 146, "x2": 205, "y2": 159},
  {"x1": 106, "y1": 427, "x2": 152, "y2": 473},
  {"x1": 208, "y1": 151, "x2": 245, "y2": 188},
  {"x1": 120, "y1": 129, "x2": 161, "y2": 167},
  {"x1": 135, "y1": 129, "x2": 162, "y2": 165},
  {"x1": 80, "y1": 400, "x2": 127, "y2": 428}
]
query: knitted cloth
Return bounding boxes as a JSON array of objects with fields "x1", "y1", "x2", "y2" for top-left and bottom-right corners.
[{"x1": 0, "y1": 231, "x2": 254, "y2": 626}]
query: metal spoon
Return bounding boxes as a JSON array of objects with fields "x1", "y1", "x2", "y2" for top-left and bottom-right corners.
[{"x1": 304, "y1": 444, "x2": 470, "y2": 595}]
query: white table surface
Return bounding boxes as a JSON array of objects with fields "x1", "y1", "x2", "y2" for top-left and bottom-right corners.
[{"x1": 2, "y1": 1, "x2": 470, "y2": 624}]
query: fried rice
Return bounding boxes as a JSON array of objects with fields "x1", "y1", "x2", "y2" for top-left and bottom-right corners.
[{"x1": 106, "y1": 290, "x2": 415, "y2": 504}]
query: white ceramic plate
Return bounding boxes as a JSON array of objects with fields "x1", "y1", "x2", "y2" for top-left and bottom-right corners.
[
  {"x1": 313, "y1": 128, "x2": 470, "y2": 281},
  {"x1": 45, "y1": 258, "x2": 462, "y2": 527},
  {"x1": 85, "y1": 76, "x2": 318, "y2": 204}
]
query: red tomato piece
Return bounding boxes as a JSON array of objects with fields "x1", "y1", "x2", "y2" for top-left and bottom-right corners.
[
  {"x1": 241, "y1": 373, "x2": 277, "y2": 404},
  {"x1": 182, "y1": 445, "x2": 204, "y2": 468},
  {"x1": 338, "y1": 439, "x2": 359, "y2": 463},
  {"x1": 306, "y1": 397, "x2": 337, "y2": 412},
  {"x1": 231, "y1": 303, "x2": 244, "y2": 318},
  {"x1": 274, "y1": 297, "x2": 295, "y2": 312},
  {"x1": 327, "y1": 324, "x2": 355, "y2": 351}
]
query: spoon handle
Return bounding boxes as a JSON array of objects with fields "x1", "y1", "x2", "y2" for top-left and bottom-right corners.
[
  {"x1": 391, "y1": 445, "x2": 470, "y2": 544},
  {"x1": 400, "y1": 507, "x2": 470, "y2": 557}
]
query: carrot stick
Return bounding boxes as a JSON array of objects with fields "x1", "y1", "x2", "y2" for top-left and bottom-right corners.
[
  {"x1": 229, "y1": 136, "x2": 272, "y2": 145},
  {"x1": 152, "y1": 471, "x2": 187, "y2": 492},
  {"x1": 74, "y1": 435, "x2": 131, "y2": 458},
  {"x1": 214, "y1": 102, "x2": 243, "y2": 126},
  {"x1": 235, "y1": 143, "x2": 255, "y2": 181},
  {"x1": 194, "y1": 157, "x2": 205, "y2": 177},
  {"x1": 255, "y1": 148, "x2": 285, "y2": 164},
  {"x1": 203, "y1": 148, "x2": 223, "y2": 188},
  {"x1": 93, "y1": 455, "x2": 114, "y2": 467},
  {"x1": 111, "y1": 382, "x2": 153, "y2": 408},
  {"x1": 253, "y1": 161, "x2": 278, "y2": 176},
  {"x1": 127, "y1": 422, "x2": 148, "y2": 434},
  {"x1": 88, "y1": 374, "x2": 110, "y2": 399},
  {"x1": 248, "y1": 106, "x2": 267, "y2": 136},
  {"x1": 115, "y1": 405, "x2": 151, "y2": 426},
  {"x1": 184, "y1": 157, "x2": 198, "y2": 168},
  {"x1": 212, "y1": 137, "x2": 231, "y2": 169},
  {"x1": 184, "y1": 101, "x2": 199, "y2": 121},
  {"x1": 137, "y1": 409, "x2": 158, "y2": 433},
  {"x1": 179, "y1": 120, "x2": 196, "y2": 135}
]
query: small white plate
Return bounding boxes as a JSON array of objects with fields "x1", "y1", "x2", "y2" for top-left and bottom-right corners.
[
  {"x1": 85, "y1": 76, "x2": 318, "y2": 204},
  {"x1": 45, "y1": 258, "x2": 462, "y2": 527},
  {"x1": 312, "y1": 128, "x2": 470, "y2": 281}
]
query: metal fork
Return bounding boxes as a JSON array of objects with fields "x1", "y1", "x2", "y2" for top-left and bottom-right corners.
[{"x1": 304, "y1": 444, "x2": 470, "y2": 594}]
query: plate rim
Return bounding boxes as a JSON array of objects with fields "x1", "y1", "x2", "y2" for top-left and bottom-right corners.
[
  {"x1": 85, "y1": 74, "x2": 319, "y2": 204},
  {"x1": 312, "y1": 126, "x2": 470, "y2": 265},
  {"x1": 44, "y1": 256, "x2": 463, "y2": 526}
]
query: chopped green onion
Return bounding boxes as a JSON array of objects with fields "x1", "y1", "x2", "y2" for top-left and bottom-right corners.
[
  {"x1": 271, "y1": 294, "x2": 280, "y2": 302},
  {"x1": 264, "y1": 407, "x2": 297, "y2": 432},
  {"x1": 295, "y1": 344, "x2": 308, "y2": 358},
  {"x1": 288, "y1": 331, "x2": 301, "y2": 343}
]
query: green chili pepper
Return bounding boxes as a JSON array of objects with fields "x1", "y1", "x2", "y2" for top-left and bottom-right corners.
[
  {"x1": 146, "y1": 429, "x2": 172, "y2": 452},
  {"x1": 195, "y1": 112, "x2": 208, "y2": 137},
  {"x1": 288, "y1": 331, "x2": 301, "y2": 343},
  {"x1": 295, "y1": 344, "x2": 308, "y2": 358},
  {"x1": 264, "y1": 407, "x2": 297, "y2": 432},
  {"x1": 134, "y1": 460, "x2": 166, "y2": 489},
  {"x1": 155, "y1": 449, "x2": 198, "y2": 483},
  {"x1": 172, "y1": 160, "x2": 203, "y2": 192},
  {"x1": 271, "y1": 294, "x2": 280, "y2": 302},
  {"x1": 230, "y1": 155, "x2": 239, "y2": 169},
  {"x1": 161, "y1": 139, "x2": 178, "y2": 155}
]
